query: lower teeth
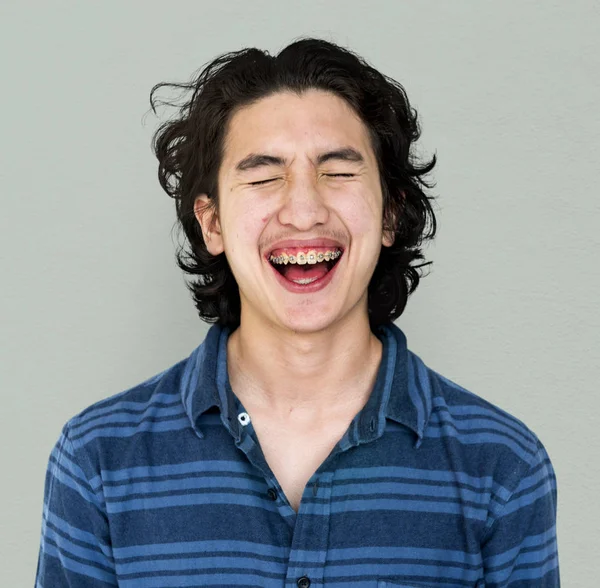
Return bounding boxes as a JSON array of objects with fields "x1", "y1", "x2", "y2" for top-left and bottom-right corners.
[{"x1": 292, "y1": 277, "x2": 318, "y2": 285}]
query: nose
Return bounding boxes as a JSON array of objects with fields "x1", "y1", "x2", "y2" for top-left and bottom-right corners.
[{"x1": 277, "y1": 174, "x2": 330, "y2": 231}]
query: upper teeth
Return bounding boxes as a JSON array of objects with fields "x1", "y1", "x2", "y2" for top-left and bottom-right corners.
[{"x1": 269, "y1": 249, "x2": 342, "y2": 265}]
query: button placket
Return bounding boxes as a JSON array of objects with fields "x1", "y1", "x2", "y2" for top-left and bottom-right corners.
[{"x1": 284, "y1": 471, "x2": 333, "y2": 587}]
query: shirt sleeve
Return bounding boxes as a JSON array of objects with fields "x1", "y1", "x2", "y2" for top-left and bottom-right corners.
[
  {"x1": 480, "y1": 437, "x2": 560, "y2": 587},
  {"x1": 35, "y1": 423, "x2": 117, "y2": 587}
]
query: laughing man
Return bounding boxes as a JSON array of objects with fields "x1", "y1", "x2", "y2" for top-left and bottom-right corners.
[{"x1": 36, "y1": 39, "x2": 560, "y2": 587}]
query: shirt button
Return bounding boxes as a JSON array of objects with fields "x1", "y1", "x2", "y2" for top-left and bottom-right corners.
[
  {"x1": 267, "y1": 488, "x2": 278, "y2": 501},
  {"x1": 297, "y1": 577, "x2": 311, "y2": 588}
]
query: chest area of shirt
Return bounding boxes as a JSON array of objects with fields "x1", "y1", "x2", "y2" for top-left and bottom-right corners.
[{"x1": 104, "y1": 421, "x2": 487, "y2": 587}]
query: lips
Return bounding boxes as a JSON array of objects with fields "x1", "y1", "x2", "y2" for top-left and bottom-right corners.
[
  {"x1": 263, "y1": 239, "x2": 344, "y2": 293},
  {"x1": 267, "y1": 250, "x2": 343, "y2": 293}
]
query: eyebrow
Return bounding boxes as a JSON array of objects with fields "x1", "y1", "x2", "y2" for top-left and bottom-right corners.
[
  {"x1": 234, "y1": 147, "x2": 365, "y2": 172},
  {"x1": 317, "y1": 147, "x2": 364, "y2": 165},
  {"x1": 235, "y1": 154, "x2": 286, "y2": 172}
]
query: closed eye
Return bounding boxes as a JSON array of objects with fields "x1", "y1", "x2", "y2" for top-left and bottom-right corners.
[
  {"x1": 249, "y1": 173, "x2": 355, "y2": 186},
  {"x1": 249, "y1": 178, "x2": 279, "y2": 186}
]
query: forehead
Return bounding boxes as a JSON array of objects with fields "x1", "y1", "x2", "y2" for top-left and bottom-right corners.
[{"x1": 221, "y1": 89, "x2": 375, "y2": 168}]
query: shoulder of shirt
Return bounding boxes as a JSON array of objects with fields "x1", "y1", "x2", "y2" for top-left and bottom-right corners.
[
  {"x1": 61, "y1": 355, "x2": 191, "y2": 449},
  {"x1": 416, "y1": 353, "x2": 545, "y2": 468}
]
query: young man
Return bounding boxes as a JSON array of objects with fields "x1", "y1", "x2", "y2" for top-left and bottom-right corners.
[{"x1": 36, "y1": 39, "x2": 560, "y2": 587}]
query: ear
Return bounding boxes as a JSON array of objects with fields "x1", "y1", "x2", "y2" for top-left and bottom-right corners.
[
  {"x1": 381, "y1": 208, "x2": 396, "y2": 248},
  {"x1": 193, "y1": 194, "x2": 224, "y2": 256},
  {"x1": 382, "y1": 224, "x2": 395, "y2": 248},
  {"x1": 381, "y1": 191, "x2": 404, "y2": 247}
]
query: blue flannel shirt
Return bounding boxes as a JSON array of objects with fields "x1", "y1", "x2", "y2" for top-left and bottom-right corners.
[{"x1": 36, "y1": 322, "x2": 560, "y2": 587}]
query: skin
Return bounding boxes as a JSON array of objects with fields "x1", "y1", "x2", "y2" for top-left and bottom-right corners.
[{"x1": 194, "y1": 89, "x2": 394, "y2": 426}]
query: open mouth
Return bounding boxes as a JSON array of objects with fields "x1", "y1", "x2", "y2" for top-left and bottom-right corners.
[{"x1": 268, "y1": 248, "x2": 344, "y2": 286}]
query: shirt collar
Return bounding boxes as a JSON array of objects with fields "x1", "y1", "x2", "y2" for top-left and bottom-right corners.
[
  {"x1": 181, "y1": 322, "x2": 431, "y2": 447},
  {"x1": 380, "y1": 322, "x2": 432, "y2": 448}
]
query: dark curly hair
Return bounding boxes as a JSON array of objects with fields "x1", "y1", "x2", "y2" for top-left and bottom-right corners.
[{"x1": 150, "y1": 38, "x2": 438, "y2": 330}]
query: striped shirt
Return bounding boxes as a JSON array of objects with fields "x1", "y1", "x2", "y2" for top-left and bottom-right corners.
[{"x1": 36, "y1": 322, "x2": 560, "y2": 587}]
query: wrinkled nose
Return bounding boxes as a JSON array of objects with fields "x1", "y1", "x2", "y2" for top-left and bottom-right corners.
[{"x1": 277, "y1": 176, "x2": 330, "y2": 230}]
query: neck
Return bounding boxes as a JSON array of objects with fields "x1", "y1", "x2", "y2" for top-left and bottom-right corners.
[{"x1": 227, "y1": 307, "x2": 383, "y2": 423}]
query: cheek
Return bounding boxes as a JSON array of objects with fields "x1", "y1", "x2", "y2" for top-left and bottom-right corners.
[
  {"x1": 221, "y1": 200, "x2": 270, "y2": 255},
  {"x1": 238, "y1": 197, "x2": 271, "y2": 224},
  {"x1": 336, "y1": 193, "x2": 383, "y2": 237}
]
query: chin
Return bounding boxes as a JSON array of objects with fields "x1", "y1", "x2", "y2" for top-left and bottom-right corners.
[{"x1": 274, "y1": 304, "x2": 345, "y2": 335}]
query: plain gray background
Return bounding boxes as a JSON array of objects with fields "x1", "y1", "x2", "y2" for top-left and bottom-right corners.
[{"x1": 1, "y1": 0, "x2": 599, "y2": 585}]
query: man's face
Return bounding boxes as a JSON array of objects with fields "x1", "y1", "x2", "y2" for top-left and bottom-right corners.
[{"x1": 195, "y1": 89, "x2": 393, "y2": 334}]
